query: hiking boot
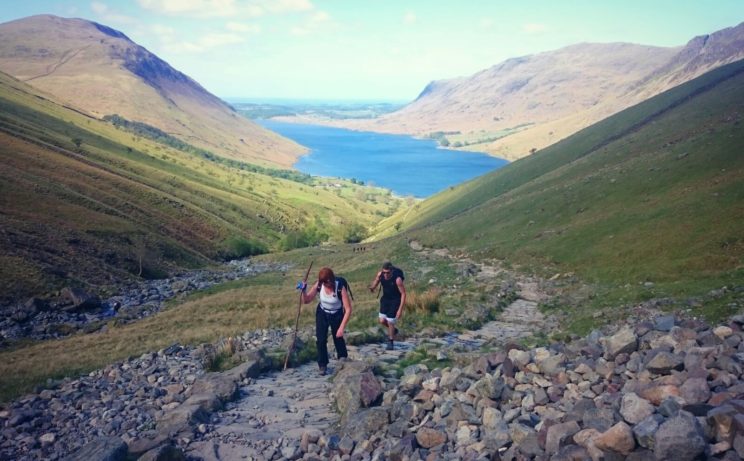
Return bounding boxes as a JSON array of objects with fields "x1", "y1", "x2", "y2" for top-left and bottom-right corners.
[
  {"x1": 319, "y1": 366, "x2": 327, "y2": 376},
  {"x1": 386, "y1": 340, "x2": 394, "y2": 351}
]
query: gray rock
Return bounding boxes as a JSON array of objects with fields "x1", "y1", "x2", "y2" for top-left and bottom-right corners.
[
  {"x1": 658, "y1": 398, "x2": 681, "y2": 417},
  {"x1": 583, "y1": 407, "x2": 615, "y2": 433},
  {"x1": 139, "y1": 444, "x2": 186, "y2": 461},
  {"x1": 633, "y1": 414, "x2": 664, "y2": 449},
  {"x1": 342, "y1": 408, "x2": 389, "y2": 439},
  {"x1": 620, "y1": 393, "x2": 655, "y2": 424},
  {"x1": 471, "y1": 374, "x2": 505, "y2": 400},
  {"x1": 545, "y1": 421, "x2": 580, "y2": 454},
  {"x1": 679, "y1": 378, "x2": 711, "y2": 405},
  {"x1": 654, "y1": 412, "x2": 707, "y2": 461},
  {"x1": 334, "y1": 363, "x2": 383, "y2": 421},
  {"x1": 538, "y1": 353, "x2": 566, "y2": 375},
  {"x1": 646, "y1": 351, "x2": 684, "y2": 374},
  {"x1": 63, "y1": 436, "x2": 127, "y2": 461},
  {"x1": 654, "y1": 315, "x2": 676, "y2": 332},
  {"x1": 388, "y1": 434, "x2": 417, "y2": 461},
  {"x1": 416, "y1": 427, "x2": 447, "y2": 449},
  {"x1": 603, "y1": 327, "x2": 638, "y2": 359}
]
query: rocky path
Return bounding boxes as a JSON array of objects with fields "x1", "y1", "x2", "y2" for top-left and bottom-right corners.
[
  {"x1": 186, "y1": 256, "x2": 555, "y2": 460},
  {"x1": 0, "y1": 245, "x2": 559, "y2": 461},
  {"x1": 187, "y1": 339, "x2": 419, "y2": 460}
]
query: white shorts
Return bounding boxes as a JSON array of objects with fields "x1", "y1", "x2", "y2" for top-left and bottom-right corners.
[{"x1": 378, "y1": 313, "x2": 397, "y2": 323}]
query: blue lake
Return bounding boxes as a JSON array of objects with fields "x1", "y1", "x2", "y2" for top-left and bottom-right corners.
[{"x1": 257, "y1": 119, "x2": 508, "y2": 198}]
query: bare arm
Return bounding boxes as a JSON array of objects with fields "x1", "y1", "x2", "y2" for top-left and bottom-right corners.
[
  {"x1": 336, "y1": 287, "x2": 352, "y2": 338},
  {"x1": 368, "y1": 271, "x2": 381, "y2": 292},
  {"x1": 301, "y1": 280, "x2": 320, "y2": 304},
  {"x1": 395, "y1": 277, "x2": 406, "y2": 320}
]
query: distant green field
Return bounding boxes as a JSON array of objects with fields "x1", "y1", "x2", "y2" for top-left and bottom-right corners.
[{"x1": 431, "y1": 124, "x2": 534, "y2": 148}]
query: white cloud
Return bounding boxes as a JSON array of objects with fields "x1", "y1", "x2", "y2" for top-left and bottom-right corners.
[
  {"x1": 163, "y1": 32, "x2": 246, "y2": 53},
  {"x1": 91, "y1": 1, "x2": 137, "y2": 24},
  {"x1": 523, "y1": 23, "x2": 547, "y2": 33},
  {"x1": 149, "y1": 23, "x2": 246, "y2": 54},
  {"x1": 136, "y1": 0, "x2": 312, "y2": 18},
  {"x1": 226, "y1": 22, "x2": 261, "y2": 34},
  {"x1": 267, "y1": 0, "x2": 313, "y2": 14},
  {"x1": 403, "y1": 11, "x2": 416, "y2": 25},
  {"x1": 480, "y1": 18, "x2": 493, "y2": 29},
  {"x1": 291, "y1": 10, "x2": 331, "y2": 36},
  {"x1": 138, "y1": 0, "x2": 249, "y2": 17}
]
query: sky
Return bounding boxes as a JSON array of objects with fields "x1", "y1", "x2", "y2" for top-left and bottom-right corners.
[{"x1": 1, "y1": 1, "x2": 743, "y2": 101}]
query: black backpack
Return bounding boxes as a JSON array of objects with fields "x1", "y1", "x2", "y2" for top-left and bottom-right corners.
[{"x1": 317, "y1": 276, "x2": 354, "y2": 300}]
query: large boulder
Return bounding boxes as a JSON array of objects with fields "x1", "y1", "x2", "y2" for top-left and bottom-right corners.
[
  {"x1": 60, "y1": 287, "x2": 101, "y2": 312},
  {"x1": 333, "y1": 361, "x2": 383, "y2": 422}
]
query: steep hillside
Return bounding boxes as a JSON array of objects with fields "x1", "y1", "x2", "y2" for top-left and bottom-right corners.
[
  {"x1": 376, "y1": 59, "x2": 744, "y2": 305},
  {"x1": 304, "y1": 22, "x2": 744, "y2": 162},
  {"x1": 0, "y1": 71, "x2": 402, "y2": 305},
  {"x1": 0, "y1": 15, "x2": 304, "y2": 168}
]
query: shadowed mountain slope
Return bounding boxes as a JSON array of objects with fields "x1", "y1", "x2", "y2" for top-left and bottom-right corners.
[{"x1": 0, "y1": 14, "x2": 304, "y2": 168}]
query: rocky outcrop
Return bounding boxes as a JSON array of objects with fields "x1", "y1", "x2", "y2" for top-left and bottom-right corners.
[
  {"x1": 295, "y1": 314, "x2": 744, "y2": 460},
  {"x1": 0, "y1": 259, "x2": 288, "y2": 345},
  {"x1": 0, "y1": 332, "x2": 274, "y2": 461}
]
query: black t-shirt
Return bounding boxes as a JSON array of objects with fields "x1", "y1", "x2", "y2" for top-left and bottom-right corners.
[{"x1": 380, "y1": 268, "x2": 404, "y2": 301}]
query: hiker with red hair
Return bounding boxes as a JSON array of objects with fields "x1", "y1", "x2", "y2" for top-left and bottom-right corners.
[{"x1": 300, "y1": 267, "x2": 352, "y2": 375}]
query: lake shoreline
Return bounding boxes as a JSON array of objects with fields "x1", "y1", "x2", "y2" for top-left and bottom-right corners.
[{"x1": 257, "y1": 118, "x2": 508, "y2": 198}]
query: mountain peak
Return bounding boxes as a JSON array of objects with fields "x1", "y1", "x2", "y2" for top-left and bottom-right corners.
[{"x1": 0, "y1": 14, "x2": 304, "y2": 167}]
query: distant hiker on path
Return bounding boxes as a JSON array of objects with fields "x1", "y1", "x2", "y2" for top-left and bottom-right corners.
[
  {"x1": 369, "y1": 261, "x2": 406, "y2": 350},
  {"x1": 300, "y1": 267, "x2": 352, "y2": 375}
]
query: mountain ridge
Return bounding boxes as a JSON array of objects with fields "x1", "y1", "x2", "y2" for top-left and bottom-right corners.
[
  {"x1": 285, "y1": 22, "x2": 744, "y2": 162},
  {"x1": 0, "y1": 14, "x2": 304, "y2": 167}
]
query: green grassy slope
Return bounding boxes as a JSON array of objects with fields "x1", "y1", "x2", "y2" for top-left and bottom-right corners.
[
  {"x1": 378, "y1": 59, "x2": 744, "y2": 304},
  {"x1": 0, "y1": 72, "x2": 404, "y2": 304}
]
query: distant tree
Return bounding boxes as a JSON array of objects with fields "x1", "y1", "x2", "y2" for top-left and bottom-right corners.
[
  {"x1": 343, "y1": 223, "x2": 367, "y2": 243},
  {"x1": 440, "y1": 138, "x2": 450, "y2": 147}
]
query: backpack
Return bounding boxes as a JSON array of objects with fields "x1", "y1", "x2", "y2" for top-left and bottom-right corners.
[
  {"x1": 379, "y1": 267, "x2": 405, "y2": 282},
  {"x1": 317, "y1": 276, "x2": 354, "y2": 301}
]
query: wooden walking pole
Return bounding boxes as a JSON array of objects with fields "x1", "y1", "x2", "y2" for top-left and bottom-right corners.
[{"x1": 284, "y1": 260, "x2": 313, "y2": 371}]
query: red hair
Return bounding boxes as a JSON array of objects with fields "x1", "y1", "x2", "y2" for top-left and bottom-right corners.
[{"x1": 318, "y1": 267, "x2": 335, "y2": 284}]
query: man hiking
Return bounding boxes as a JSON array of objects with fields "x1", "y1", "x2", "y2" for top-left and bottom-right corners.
[{"x1": 368, "y1": 261, "x2": 406, "y2": 350}]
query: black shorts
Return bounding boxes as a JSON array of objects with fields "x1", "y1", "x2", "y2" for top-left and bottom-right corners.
[{"x1": 380, "y1": 298, "x2": 400, "y2": 319}]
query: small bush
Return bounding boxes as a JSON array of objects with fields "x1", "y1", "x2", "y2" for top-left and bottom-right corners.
[
  {"x1": 222, "y1": 236, "x2": 267, "y2": 259},
  {"x1": 407, "y1": 287, "x2": 442, "y2": 314},
  {"x1": 204, "y1": 336, "x2": 242, "y2": 372},
  {"x1": 343, "y1": 223, "x2": 367, "y2": 243},
  {"x1": 279, "y1": 226, "x2": 327, "y2": 251}
]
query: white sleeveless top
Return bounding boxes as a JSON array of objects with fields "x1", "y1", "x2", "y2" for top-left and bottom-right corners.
[{"x1": 318, "y1": 281, "x2": 343, "y2": 313}]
